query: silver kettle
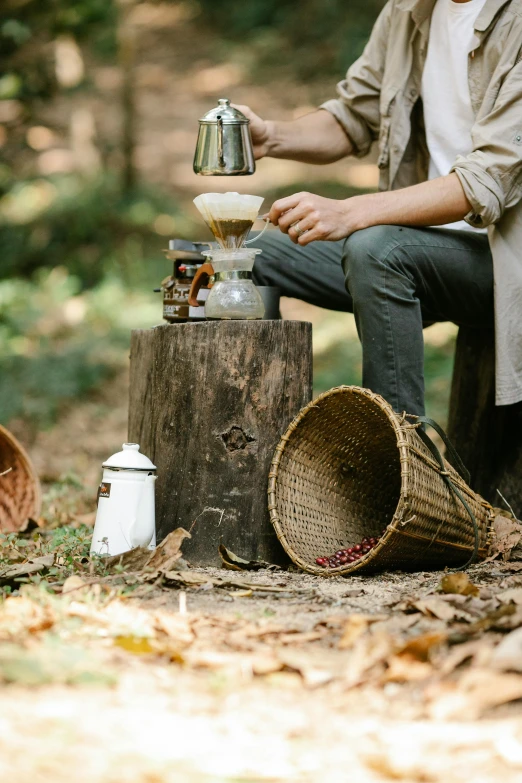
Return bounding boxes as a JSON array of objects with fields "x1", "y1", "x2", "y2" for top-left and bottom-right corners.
[{"x1": 193, "y1": 98, "x2": 255, "y2": 176}]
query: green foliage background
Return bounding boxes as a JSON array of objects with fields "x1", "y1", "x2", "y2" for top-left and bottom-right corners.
[
  {"x1": 0, "y1": 0, "x2": 454, "y2": 433},
  {"x1": 196, "y1": 0, "x2": 387, "y2": 80}
]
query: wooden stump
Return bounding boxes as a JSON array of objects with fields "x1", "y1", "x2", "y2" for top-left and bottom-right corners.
[
  {"x1": 128, "y1": 321, "x2": 313, "y2": 566},
  {"x1": 447, "y1": 327, "x2": 522, "y2": 516}
]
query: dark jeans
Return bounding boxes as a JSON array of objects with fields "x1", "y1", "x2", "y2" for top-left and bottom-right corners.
[{"x1": 252, "y1": 225, "x2": 493, "y2": 416}]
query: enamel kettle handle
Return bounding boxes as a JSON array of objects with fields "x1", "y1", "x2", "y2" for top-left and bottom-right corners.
[{"x1": 188, "y1": 262, "x2": 215, "y2": 307}]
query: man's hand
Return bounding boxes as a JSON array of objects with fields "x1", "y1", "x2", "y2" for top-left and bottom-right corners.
[
  {"x1": 268, "y1": 174, "x2": 473, "y2": 246},
  {"x1": 269, "y1": 192, "x2": 362, "y2": 246},
  {"x1": 231, "y1": 105, "x2": 353, "y2": 164},
  {"x1": 232, "y1": 104, "x2": 272, "y2": 160}
]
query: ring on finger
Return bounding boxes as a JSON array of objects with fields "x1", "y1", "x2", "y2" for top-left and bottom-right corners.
[{"x1": 293, "y1": 221, "x2": 305, "y2": 237}]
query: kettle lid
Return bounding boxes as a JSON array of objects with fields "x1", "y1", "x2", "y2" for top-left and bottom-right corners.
[
  {"x1": 102, "y1": 443, "x2": 156, "y2": 470},
  {"x1": 199, "y1": 98, "x2": 249, "y2": 125}
]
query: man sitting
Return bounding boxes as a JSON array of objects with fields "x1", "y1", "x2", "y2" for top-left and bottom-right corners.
[{"x1": 241, "y1": 0, "x2": 522, "y2": 416}]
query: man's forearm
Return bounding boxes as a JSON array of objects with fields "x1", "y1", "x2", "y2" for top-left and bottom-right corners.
[
  {"x1": 266, "y1": 110, "x2": 354, "y2": 164},
  {"x1": 268, "y1": 173, "x2": 475, "y2": 246},
  {"x1": 352, "y1": 173, "x2": 472, "y2": 231}
]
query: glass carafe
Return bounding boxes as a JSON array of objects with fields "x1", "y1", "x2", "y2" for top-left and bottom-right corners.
[{"x1": 189, "y1": 248, "x2": 265, "y2": 320}]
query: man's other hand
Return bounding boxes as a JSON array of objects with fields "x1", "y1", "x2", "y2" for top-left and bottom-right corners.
[
  {"x1": 269, "y1": 192, "x2": 361, "y2": 246},
  {"x1": 232, "y1": 104, "x2": 271, "y2": 160}
]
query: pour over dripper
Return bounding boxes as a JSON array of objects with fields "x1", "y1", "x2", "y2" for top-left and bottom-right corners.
[{"x1": 193, "y1": 192, "x2": 268, "y2": 249}]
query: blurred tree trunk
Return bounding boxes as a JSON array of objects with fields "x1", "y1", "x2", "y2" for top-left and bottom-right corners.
[
  {"x1": 447, "y1": 327, "x2": 522, "y2": 517},
  {"x1": 118, "y1": 0, "x2": 138, "y2": 193}
]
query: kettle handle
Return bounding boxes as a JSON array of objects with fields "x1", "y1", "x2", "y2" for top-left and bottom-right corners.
[
  {"x1": 217, "y1": 116, "x2": 225, "y2": 168},
  {"x1": 188, "y1": 262, "x2": 215, "y2": 307}
]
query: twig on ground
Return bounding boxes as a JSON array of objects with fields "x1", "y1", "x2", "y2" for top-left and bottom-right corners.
[
  {"x1": 189, "y1": 507, "x2": 225, "y2": 534},
  {"x1": 497, "y1": 489, "x2": 517, "y2": 519}
]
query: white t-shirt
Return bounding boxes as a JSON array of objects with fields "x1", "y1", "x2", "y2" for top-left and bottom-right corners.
[{"x1": 421, "y1": 0, "x2": 487, "y2": 232}]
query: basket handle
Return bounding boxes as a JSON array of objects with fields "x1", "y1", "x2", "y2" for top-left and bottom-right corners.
[
  {"x1": 415, "y1": 415, "x2": 470, "y2": 485},
  {"x1": 407, "y1": 414, "x2": 478, "y2": 569}
]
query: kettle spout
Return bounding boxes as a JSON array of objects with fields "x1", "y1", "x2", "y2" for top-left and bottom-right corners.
[{"x1": 130, "y1": 474, "x2": 157, "y2": 548}]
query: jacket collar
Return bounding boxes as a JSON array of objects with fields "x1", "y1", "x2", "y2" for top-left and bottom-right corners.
[
  {"x1": 475, "y1": 0, "x2": 513, "y2": 31},
  {"x1": 396, "y1": 0, "x2": 435, "y2": 27},
  {"x1": 396, "y1": 0, "x2": 512, "y2": 32}
]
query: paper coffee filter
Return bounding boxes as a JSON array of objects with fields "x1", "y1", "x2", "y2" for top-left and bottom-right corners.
[{"x1": 193, "y1": 192, "x2": 264, "y2": 223}]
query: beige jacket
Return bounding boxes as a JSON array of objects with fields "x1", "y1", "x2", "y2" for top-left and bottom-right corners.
[{"x1": 321, "y1": 0, "x2": 522, "y2": 406}]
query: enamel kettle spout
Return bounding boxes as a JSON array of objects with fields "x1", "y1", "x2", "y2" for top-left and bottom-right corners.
[{"x1": 129, "y1": 474, "x2": 157, "y2": 548}]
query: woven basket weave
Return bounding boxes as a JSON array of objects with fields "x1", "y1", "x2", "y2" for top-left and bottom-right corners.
[
  {"x1": 0, "y1": 424, "x2": 41, "y2": 532},
  {"x1": 268, "y1": 386, "x2": 494, "y2": 576}
]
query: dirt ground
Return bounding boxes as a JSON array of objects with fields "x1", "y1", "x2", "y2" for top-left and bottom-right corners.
[{"x1": 2, "y1": 536, "x2": 522, "y2": 783}]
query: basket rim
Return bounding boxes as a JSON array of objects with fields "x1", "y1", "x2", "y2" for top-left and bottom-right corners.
[
  {"x1": 0, "y1": 423, "x2": 42, "y2": 527},
  {"x1": 267, "y1": 385, "x2": 492, "y2": 577}
]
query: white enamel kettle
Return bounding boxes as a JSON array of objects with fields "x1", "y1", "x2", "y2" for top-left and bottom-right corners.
[{"x1": 90, "y1": 443, "x2": 157, "y2": 557}]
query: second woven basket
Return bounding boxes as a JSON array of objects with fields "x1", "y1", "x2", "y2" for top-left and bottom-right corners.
[
  {"x1": 0, "y1": 424, "x2": 41, "y2": 533},
  {"x1": 268, "y1": 386, "x2": 494, "y2": 576}
]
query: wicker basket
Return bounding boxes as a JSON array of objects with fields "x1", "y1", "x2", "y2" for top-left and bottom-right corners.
[
  {"x1": 0, "y1": 424, "x2": 41, "y2": 532},
  {"x1": 268, "y1": 386, "x2": 494, "y2": 576}
]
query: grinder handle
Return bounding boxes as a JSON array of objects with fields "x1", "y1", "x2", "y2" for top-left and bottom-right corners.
[{"x1": 188, "y1": 263, "x2": 215, "y2": 307}]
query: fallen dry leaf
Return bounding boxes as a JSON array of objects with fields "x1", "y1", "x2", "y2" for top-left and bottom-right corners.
[
  {"x1": 438, "y1": 639, "x2": 490, "y2": 676},
  {"x1": 343, "y1": 631, "x2": 397, "y2": 688},
  {"x1": 384, "y1": 656, "x2": 433, "y2": 683},
  {"x1": 114, "y1": 636, "x2": 156, "y2": 655},
  {"x1": 429, "y1": 668, "x2": 522, "y2": 720},
  {"x1": 0, "y1": 595, "x2": 55, "y2": 638},
  {"x1": 62, "y1": 575, "x2": 88, "y2": 595},
  {"x1": 487, "y1": 514, "x2": 522, "y2": 561},
  {"x1": 250, "y1": 652, "x2": 284, "y2": 676},
  {"x1": 465, "y1": 603, "x2": 518, "y2": 634},
  {"x1": 397, "y1": 632, "x2": 447, "y2": 662},
  {"x1": 439, "y1": 572, "x2": 479, "y2": 597},
  {"x1": 277, "y1": 631, "x2": 325, "y2": 646},
  {"x1": 163, "y1": 571, "x2": 212, "y2": 587},
  {"x1": 152, "y1": 611, "x2": 194, "y2": 647},
  {"x1": 218, "y1": 544, "x2": 275, "y2": 572},
  {"x1": 0, "y1": 554, "x2": 54, "y2": 583},
  {"x1": 338, "y1": 614, "x2": 387, "y2": 650},
  {"x1": 491, "y1": 628, "x2": 522, "y2": 673},
  {"x1": 496, "y1": 562, "x2": 522, "y2": 572},
  {"x1": 103, "y1": 528, "x2": 191, "y2": 577},
  {"x1": 104, "y1": 546, "x2": 151, "y2": 572},
  {"x1": 279, "y1": 650, "x2": 335, "y2": 688},
  {"x1": 145, "y1": 527, "x2": 191, "y2": 572},
  {"x1": 412, "y1": 597, "x2": 463, "y2": 622},
  {"x1": 497, "y1": 587, "x2": 522, "y2": 606}
]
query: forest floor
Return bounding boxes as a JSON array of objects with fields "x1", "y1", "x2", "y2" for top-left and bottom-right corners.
[
  {"x1": 4, "y1": 369, "x2": 522, "y2": 782},
  {"x1": 2, "y1": 537, "x2": 522, "y2": 782}
]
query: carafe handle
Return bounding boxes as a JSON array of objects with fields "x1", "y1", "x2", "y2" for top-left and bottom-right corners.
[
  {"x1": 188, "y1": 262, "x2": 215, "y2": 307},
  {"x1": 244, "y1": 217, "x2": 270, "y2": 245}
]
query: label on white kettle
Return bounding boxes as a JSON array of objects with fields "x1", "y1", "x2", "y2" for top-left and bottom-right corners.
[{"x1": 98, "y1": 482, "x2": 111, "y2": 500}]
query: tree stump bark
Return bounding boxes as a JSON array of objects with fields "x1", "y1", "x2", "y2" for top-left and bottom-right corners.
[
  {"x1": 128, "y1": 321, "x2": 313, "y2": 566},
  {"x1": 447, "y1": 327, "x2": 522, "y2": 516}
]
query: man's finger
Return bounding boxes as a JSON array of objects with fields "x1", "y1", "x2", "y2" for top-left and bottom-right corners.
[
  {"x1": 288, "y1": 214, "x2": 315, "y2": 238},
  {"x1": 268, "y1": 194, "x2": 302, "y2": 225},
  {"x1": 278, "y1": 205, "x2": 309, "y2": 232},
  {"x1": 297, "y1": 227, "x2": 323, "y2": 246}
]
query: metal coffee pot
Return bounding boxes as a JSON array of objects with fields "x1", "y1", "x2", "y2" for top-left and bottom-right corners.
[{"x1": 193, "y1": 98, "x2": 255, "y2": 176}]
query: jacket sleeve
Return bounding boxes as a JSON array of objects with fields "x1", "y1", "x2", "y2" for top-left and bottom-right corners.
[
  {"x1": 451, "y1": 59, "x2": 522, "y2": 228},
  {"x1": 320, "y1": 0, "x2": 393, "y2": 158}
]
